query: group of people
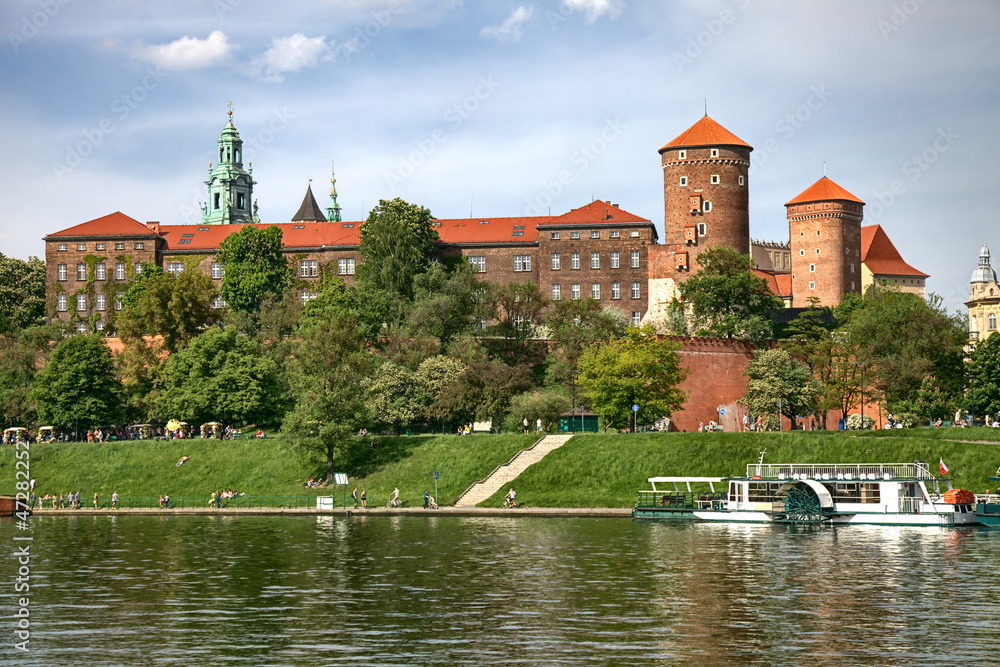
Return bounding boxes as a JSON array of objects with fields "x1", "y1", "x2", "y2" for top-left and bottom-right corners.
[
  {"x1": 208, "y1": 489, "x2": 243, "y2": 507},
  {"x1": 351, "y1": 487, "x2": 368, "y2": 508},
  {"x1": 521, "y1": 418, "x2": 543, "y2": 435}
]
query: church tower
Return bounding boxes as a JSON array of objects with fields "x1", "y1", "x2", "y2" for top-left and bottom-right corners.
[
  {"x1": 327, "y1": 162, "x2": 342, "y2": 222},
  {"x1": 967, "y1": 242, "x2": 999, "y2": 346},
  {"x1": 202, "y1": 105, "x2": 257, "y2": 225},
  {"x1": 786, "y1": 176, "x2": 864, "y2": 308},
  {"x1": 658, "y1": 115, "x2": 752, "y2": 280}
]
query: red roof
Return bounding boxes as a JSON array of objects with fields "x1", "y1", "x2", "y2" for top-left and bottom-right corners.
[
  {"x1": 752, "y1": 269, "x2": 792, "y2": 299},
  {"x1": 659, "y1": 115, "x2": 752, "y2": 151},
  {"x1": 861, "y1": 224, "x2": 928, "y2": 278},
  {"x1": 435, "y1": 215, "x2": 547, "y2": 244},
  {"x1": 785, "y1": 177, "x2": 864, "y2": 206},
  {"x1": 157, "y1": 222, "x2": 362, "y2": 251},
  {"x1": 46, "y1": 212, "x2": 156, "y2": 238},
  {"x1": 541, "y1": 199, "x2": 650, "y2": 227}
]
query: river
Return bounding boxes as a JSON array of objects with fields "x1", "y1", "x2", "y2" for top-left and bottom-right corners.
[{"x1": 2, "y1": 515, "x2": 998, "y2": 665}]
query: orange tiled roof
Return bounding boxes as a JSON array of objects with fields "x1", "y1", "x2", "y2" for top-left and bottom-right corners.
[
  {"x1": 46, "y1": 212, "x2": 157, "y2": 238},
  {"x1": 541, "y1": 199, "x2": 651, "y2": 226},
  {"x1": 158, "y1": 222, "x2": 362, "y2": 251},
  {"x1": 659, "y1": 115, "x2": 752, "y2": 151},
  {"x1": 785, "y1": 176, "x2": 864, "y2": 205},
  {"x1": 861, "y1": 224, "x2": 928, "y2": 278},
  {"x1": 752, "y1": 269, "x2": 792, "y2": 299},
  {"x1": 435, "y1": 215, "x2": 548, "y2": 244}
]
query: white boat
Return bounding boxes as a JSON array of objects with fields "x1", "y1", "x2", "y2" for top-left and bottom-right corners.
[{"x1": 633, "y1": 458, "x2": 980, "y2": 527}]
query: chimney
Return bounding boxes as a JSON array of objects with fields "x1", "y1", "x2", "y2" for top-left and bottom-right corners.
[{"x1": 146, "y1": 221, "x2": 160, "y2": 233}]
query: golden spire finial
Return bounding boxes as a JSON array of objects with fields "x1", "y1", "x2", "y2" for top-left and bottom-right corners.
[{"x1": 228, "y1": 101, "x2": 233, "y2": 119}]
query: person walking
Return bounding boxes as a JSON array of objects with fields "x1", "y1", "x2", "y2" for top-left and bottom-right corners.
[
  {"x1": 523, "y1": 417, "x2": 529, "y2": 435},
  {"x1": 360, "y1": 488, "x2": 367, "y2": 508},
  {"x1": 93, "y1": 492, "x2": 99, "y2": 509},
  {"x1": 742, "y1": 414, "x2": 749, "y2": 432},
  {"x1": 111, "y1": 491, "x2": 119, "y2": 510},
  {"x1": 352, "y1": 487, "x2": 359, "y2": 509},
  {"x1": 536, "y1": 418, "x2": 542, "y2": 434},
  {"x1": 424, "y1": 489, "x2": 430, "y2": 509}
]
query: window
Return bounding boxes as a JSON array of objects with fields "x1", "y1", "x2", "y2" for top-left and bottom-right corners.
[
  {"x1": 76, "y1": 294, "x2": 87, "y2": 311},
  {"x1": 591, "y1": 252, "x2": 600, "y2": 269},
  {"x1": 679, "y1": 176, "x2": 688, "y2": 186},
  {"x1": 95, "y1": 263, "x2": 106, "y2": 280},
  {"x1": 611, "y1": 252, "x2": 620, "y2": 269},
  {"x1": 115, "y1": 293, "x2": 123, "y2": 311},
  {"x1": 337, "y1": 258, "x2": 355, "y2": 275},
  {"x1": 211, "y1": 296, "x2": 228, "y2": 309},
  {"x1": 165, "y1": 262, "x2": 183, "y2": 277},
  {"x1": 96, "y1": 320, "x2": 104, "y2": 332},
  {"x1": 610, "y1": 230, "x2": 619, "y2": 239},
  {"x1": 850, "y1": 263, "x2": 855, "y2": 274},
  {"x1": 570, "y1": 232, "x2": 580, "y2": 239},
  {"x1": 292, "y1": 225, "x2": 304, "y2": 230},
  {"x1": 679, "y1": 150, "x2": 687, "y2": 159},
  {"x1": 469, "y1": 256, "x2": 486, "y2": 273},
  {"x1": 570, "y1": 253, "x2": 580, "y2": 270},
  {"x1": 985, "y1": 313, "x2": 997, "y2": 330},
  {"x1": 115, "y1": 242, "x2": 125, "y2": 251},
  {"x1": 809, "y1": 264, "x2": 815, "y2": 273},
  {"x1": 211, "y1": 262, "x2": 224, "y2": 279},
  {"x1": 237, "y1": 193, "x2": 245, "y2": 210},
  {"x1": 630, "y1": 230, "x2": 640, "y2": 238},
  {"x1": 96, "y1": 294, "x2": 106, "y2": 311},
  {"x1": 711, "y1": 175, "x2": 720, "y2": 184},
  {"x1": 134, "y1": 242, "x2": 144, "y2": 250},
  {"x1": 96, "y1": 243, "x2": 105, "y2": 251},
  {"x1": 299, "y1": 260, "x2": 318, "y2": 277},
  {"x1": 300, "y1": 290, "x2": 318, "y2": 304},
  {"x1": 611, "y1": 283, "x2": 620, "y2": 299},
  {"x1": 632, "y1": 311, "x2": 641, "y2": 326},
  {"x1": 809, "y1": 281, "x2": 816, "y2": 290},
  {"x1": 57, "y1": 264, "x2": 67, "y2": 281},
  {"x1": 76, "y1": 321, "x2": 87, "y2": 334},
  {"x1": 710, "y1": 148, "x2": 719, "y2": 158},
  {"x1": 703, "y1": 201, "x2": 712, "y2": 212},
  {"x1": 214, "y1": 193, "x2": 220, "y2": 210},
  {"x1": 590, "y1": 231, "x2": 600, "y2": 239},
  {"x1": 816, "y1": 248, "x2": 821, "y2": 254},
  {"x1": 551, "y1": 232, "x2": 560, "y2": 240},
  {"x1": 57, "y1": 243, "x2": 67, "y2": 252},
  {"x1": 698, "y1": 223, "x2": 706, "y2": 237},
  {"x1": 551, "y1": 254, "x2": 560, "y2": 270},
  {"x1": 198, "y1": 227, "x2": 210, "y2": 232},
  {"x1": 74, "y1": 263, "x2": 86, "y2": 281},
  {"x1": 851, "y1": 282, "x2": 856, "y2": 290},
  {"x1": 739, "y1": 175, "x2": 745, "y2": 186},
  {"x1": 513, "y1": 255, "x2": 531, "y2": 272},
  {"x1": 631, "y1": 282, "x2": 640, "y2": 299},
  {"x1": 800, "y1": 249, "x2": 805, "y2": 256},
  {"x1": 591, "y1": 283, "x2": 600, "y2": 299},
  {"x1": 76, "y1": 243, "x2": 86, "y2": 251},
  {"x1": 551, "y1": 284, "x2": 561, "y2": 301},
  {"x1": 571, "y1": 284, "x2": 580, "y2": 300},
  {"x1": 57, "y1": 294, "x2": 67, "y2": 311},
  {"x1": 630, "y1": 251, "x2": 640, "y2": 268},
  {"x1": 178, "y1": 239, "x2": 191, "y2": 245},
  {"x1": 511, "y1": 230, "x2": 524, "y2": 237}
]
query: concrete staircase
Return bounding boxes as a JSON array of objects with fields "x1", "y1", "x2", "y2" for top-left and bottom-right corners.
[{"x1": 454, "y1": 434, "x2": 574, "y2": 507}]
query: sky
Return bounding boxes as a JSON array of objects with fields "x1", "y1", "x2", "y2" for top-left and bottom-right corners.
[{"x1": 1, "y1": 0, "x2": 998, "y2": 314}]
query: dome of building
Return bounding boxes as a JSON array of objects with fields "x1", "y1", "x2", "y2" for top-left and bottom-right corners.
[{"x1": 971, "y1": 243, "x2": 997, "y2": 283}]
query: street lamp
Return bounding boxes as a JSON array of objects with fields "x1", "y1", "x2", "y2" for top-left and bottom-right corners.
[
  {"x1": 567, "y1": 369, "x2": 579, "y2": 434},
  {"x1": 856, "y1": 362, "x2": 870, "y2": 426},
  {"x1": 439, "y1": 368, "x2": 447, "y2": 435},
  {"x1": 969, "y1": 369, "x2": 975, "y2": 427}
]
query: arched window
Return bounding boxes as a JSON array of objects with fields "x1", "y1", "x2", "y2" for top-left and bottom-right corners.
[{"x1": 989, "y1": 313, "x2": 997, "y2": 331}]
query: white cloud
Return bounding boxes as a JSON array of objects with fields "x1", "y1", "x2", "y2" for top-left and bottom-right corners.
[
  {"x1": 131, "y1": 30, "x2": 233, "y2": 70},
  {"x1": 249, "y1": 34, "x2": 332, "y2": 82},
  {"x1": 561, "y1": 0, "x2": 624, "y2": 22},
  {"x1": 480, "y1": 6, "x2": 534, "y2": 43}
]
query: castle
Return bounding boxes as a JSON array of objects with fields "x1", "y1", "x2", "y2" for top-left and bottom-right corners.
[{"x1": 42, "y1": 111, "x2": 928, "y2": 334}]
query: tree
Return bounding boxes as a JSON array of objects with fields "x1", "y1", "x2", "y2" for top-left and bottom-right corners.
[
  {"x1": 969, "y1": 332, "x2": 1000, "y2": 420},
  {"x1": 0, "y1": 324, "x2": 66, "y2": 429},
  {"x1": 29, "y1": 335, "x2": 124, "y2": 435},
  {"x1": 432, "y1": 361, "x2": 534, "y2": 431},
  {"x1": 741, "y1": 348, "x2": 822, "y2": 425},
  {"x1": 501, "y1": 389, "x2": 571, "y2": 434},
  {"x1": 678, "y1": 246, "x2": 783, "y2": 340},
  {"x1": 355, "y1": 198, "x2": 439, "y2": 325},
  {"x1": 217, "y1": 225, "x2": 290, "y2": 314},
  {"x1": 157, "y1": 327, "x2": 284, "y2": 426},
  {"x1": 299, "y1": 274, "x2": 384, "y2": 344},
  {"x1": 577, "y1": 325, "x2": 688, "y2": 429},
  {"x1": 779, "y1": 305, "x2": 837, "y2": 427},
  {"x1": 122, "y1": 269, "x2": 218, "y2": 352},
  {"x1": 478, "y1": 281, "x2": 547, "y2": 366},
  {"x1": 407, "y1": 261, "x2": 481, "y2": 352},
  {"x1": 544, "y1": 299, "x2": 624, "y2": 382},
  {"x1": 0, "y1": 253, "x2": 46, "y2": 335},
  {"x1": 366, "y1": 361, "x2": 429, "y2": 435}
]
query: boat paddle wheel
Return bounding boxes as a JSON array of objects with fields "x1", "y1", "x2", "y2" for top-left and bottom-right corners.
[{"x1": 773, "y1": 481, "x2": 832, "y2": 524}]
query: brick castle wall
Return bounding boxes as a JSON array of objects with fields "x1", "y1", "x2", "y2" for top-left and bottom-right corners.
[{"x1": 787, "y1": 200, "x2": 863, "y2": 308}]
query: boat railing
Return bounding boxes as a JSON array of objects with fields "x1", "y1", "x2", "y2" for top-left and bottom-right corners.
[
  {"x1": 897, "y1": 497, "x2": 921, "y2": 513},
  {"x1": 747, "y1": 463, "x2": 935, "y2": 481},
  {"x1": 636, "y1": 490, "x2": 726, "y2": 510},
  {"x1": 975, "y1": 493, "x2": 1000, "y2": 505}
]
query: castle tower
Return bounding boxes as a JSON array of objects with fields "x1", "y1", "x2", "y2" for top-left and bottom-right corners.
[
  {"x1": 326, "y1": 161, "x2": 342, "y2": 222},
  {"x1": 785, "y1": 176, "x2": 865, "y2": 308},
  {"x1": 202, "y1": 104, "x2": 257, "y2": 225},
  {"x1": 292, "y1": 181, "x2": 327, "y2": 223},
  {"x1": 658, "y1": 115, "x2": 752, "y2": 278}
]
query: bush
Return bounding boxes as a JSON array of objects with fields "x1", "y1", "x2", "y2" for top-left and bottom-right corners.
[
  {"x1": 501, "y1": 389, "x2": 571, "y2": 434},
  {"x1": 845, "y1": 413, "x2": 875, "y2": 430},
  {"x1": 897, "y1": 412, "x2": 920, "y2": 428},
  {"x1": 762, "y1": 415, "x2": 782, "y2": 432}
]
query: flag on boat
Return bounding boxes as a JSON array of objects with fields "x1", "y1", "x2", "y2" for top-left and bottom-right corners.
[{"x1": 939, "y1": 458, "x2": 949, "y2": 476}]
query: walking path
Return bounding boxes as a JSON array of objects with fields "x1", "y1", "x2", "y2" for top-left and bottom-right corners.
[
  {"x1": 454, "y1": 434, "x2": 575, "y2": 507},
  {"x1": 33, "y1": 506, "x2": 632, "y2": 517}
]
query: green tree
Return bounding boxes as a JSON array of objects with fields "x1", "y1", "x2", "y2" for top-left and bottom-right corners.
[
  {"x1": 779, "y1": 305, "x2": 837, "y2": 427},
  {"x1": 217, "y1": 225, "x2": 290, "y2": 314},
  {"x1": 678, "y1": 246, "x2": 782, "y2": 340},
  {"x1": 29, "y1": 335, "x2": 124, "y2": 436},
  {"x1": 544, "y1": 299, "x2": 625, "y2": 382},
  {"x1": 577, "y1": 325, "x2": 688, "y2": 430},
  {"x1": 741, "y1": 348, "x2": 822, "y2": 426},
  {"x1": 432, "y1": 361, "x2": 534, "y2": 431},
  {"x1": 299, "y1": 273, "x2": 384, "y2": 344},
  {"x1": 969, "y1": 332, "x2": 1000, "y2": 420},
  {"x1": 912, "y1": 375, "x2": 957, "y2": 421},
  {"x1": 478, "y1": 280, "x2": 547, "y2": 367},
  {"x1": 355, "y1": 198, "x2": 439, "y2": 325},
  {"x1": 0, "y1": 324, "x2": 66, "y2": 429},
  {"x1": 407, "y1": 261, "x2": 481, "y2": 352},
  {"x1": 122, "y1": 269, "x2": 218, "y2": 352},
  {"x1": 366, "y1": 361, "x2": 429, "y2": 435},
  {"x1": 501, "y1": 388, "x2": 571, "y2": 434},
  {"x1": 157, "y1": 327, "x2": 284, "y2": 426},
  {"x1": 0, "y1": 253, "x2": 46, "y2": 335}
]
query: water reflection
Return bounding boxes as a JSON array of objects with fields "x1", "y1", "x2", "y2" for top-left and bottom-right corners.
[{"x1": 1, "y1": 516, "x2": 997, "y2": 666}]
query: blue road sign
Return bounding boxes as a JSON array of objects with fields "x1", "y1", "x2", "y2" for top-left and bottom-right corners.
[{"x1": 433, "y1": 471, "x2": 439, "y2": 480}]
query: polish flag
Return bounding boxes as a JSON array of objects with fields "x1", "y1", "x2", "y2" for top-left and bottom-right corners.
[{"x1": 939, "y1": 458, "x2": 949, "y2": 476}]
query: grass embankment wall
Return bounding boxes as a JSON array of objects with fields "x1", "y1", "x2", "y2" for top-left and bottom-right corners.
[{"x1": 3, "y1": 429, "x2": 999, "y2": 508}]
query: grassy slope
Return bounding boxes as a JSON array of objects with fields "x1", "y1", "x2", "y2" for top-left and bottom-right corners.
[{"x1": 4, "y1": 429, "x2": 999, "y2": 508}]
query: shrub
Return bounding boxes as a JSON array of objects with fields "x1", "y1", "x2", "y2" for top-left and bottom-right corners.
[
  {"x1": 896, "y1": 412, "x2": 920, "y2": 428},
  {"x1": 845, "y1": 413, "x2": 875, "y2": 430},
  {"x1": 762, "y1": 414, "x2": 782, "y2": 432}
]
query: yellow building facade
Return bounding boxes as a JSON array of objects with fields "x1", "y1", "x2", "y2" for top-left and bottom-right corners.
[{"x1": 967, "y1": 243, "x2": 999, "y2": 348}]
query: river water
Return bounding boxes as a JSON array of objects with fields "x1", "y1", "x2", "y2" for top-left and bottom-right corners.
[{"x1": 2, "y1": 515, "x2": 998, "y2": 666}]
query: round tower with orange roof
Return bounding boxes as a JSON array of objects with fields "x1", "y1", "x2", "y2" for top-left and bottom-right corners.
[{"x1": 785, "y1": 176, "x2": 865, "y2": 308}]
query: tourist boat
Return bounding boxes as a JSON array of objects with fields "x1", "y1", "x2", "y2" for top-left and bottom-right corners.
[
  {"x1": 633, "y1": 457, "x2": 981, "y2": 526},
  {"x1": 974, "y1": 466, "x2": 1000, "y2": 528}
]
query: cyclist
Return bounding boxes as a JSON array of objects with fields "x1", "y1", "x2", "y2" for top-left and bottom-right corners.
[
  {"x1": 389, "y1": 487, "x2": 400, "y2": 507},
  {"x1": 504, "y1": 488, "x2": 518, "y2": 508}
]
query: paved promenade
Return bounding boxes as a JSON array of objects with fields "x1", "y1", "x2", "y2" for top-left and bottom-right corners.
[{"x1": 32, "y1": 506, "x2": 633, "y2": 518}]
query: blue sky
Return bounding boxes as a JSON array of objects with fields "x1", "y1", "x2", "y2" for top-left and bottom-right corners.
[{"x1": 1, "y1": 0, "x2": 997, "y2": 313}]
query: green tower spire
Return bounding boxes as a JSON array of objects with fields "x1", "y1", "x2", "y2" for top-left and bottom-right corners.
[
  {"x1": 326, "y1": 160, "x2": 342, "y2": 223},
  {"x1": 201, "y1": 103, "x2": 257, "y2": 225}
]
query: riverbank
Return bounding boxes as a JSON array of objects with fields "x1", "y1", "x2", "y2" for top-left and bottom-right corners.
[{"x1": 24, "y1": 506, "x2": 633, "y2": 517}]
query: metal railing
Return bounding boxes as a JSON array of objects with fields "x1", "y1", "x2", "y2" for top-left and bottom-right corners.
[
  {"x1": 747, "y1": 463, "x2": 936, "y2": 481},
  {"x1": 28, "y1": 496, "x2": 322, "y2": 510},
  {"x1": 898, "y1": 497, "x2": 921, "y2": 513}
]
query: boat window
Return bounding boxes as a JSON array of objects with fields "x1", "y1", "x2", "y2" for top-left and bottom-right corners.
[
  {"x1": 747, "y1": 482, "x2": 782, "y2": 503},
  {"x1": 829, "y1": 483, "x2": 880, "y2": 504}
]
